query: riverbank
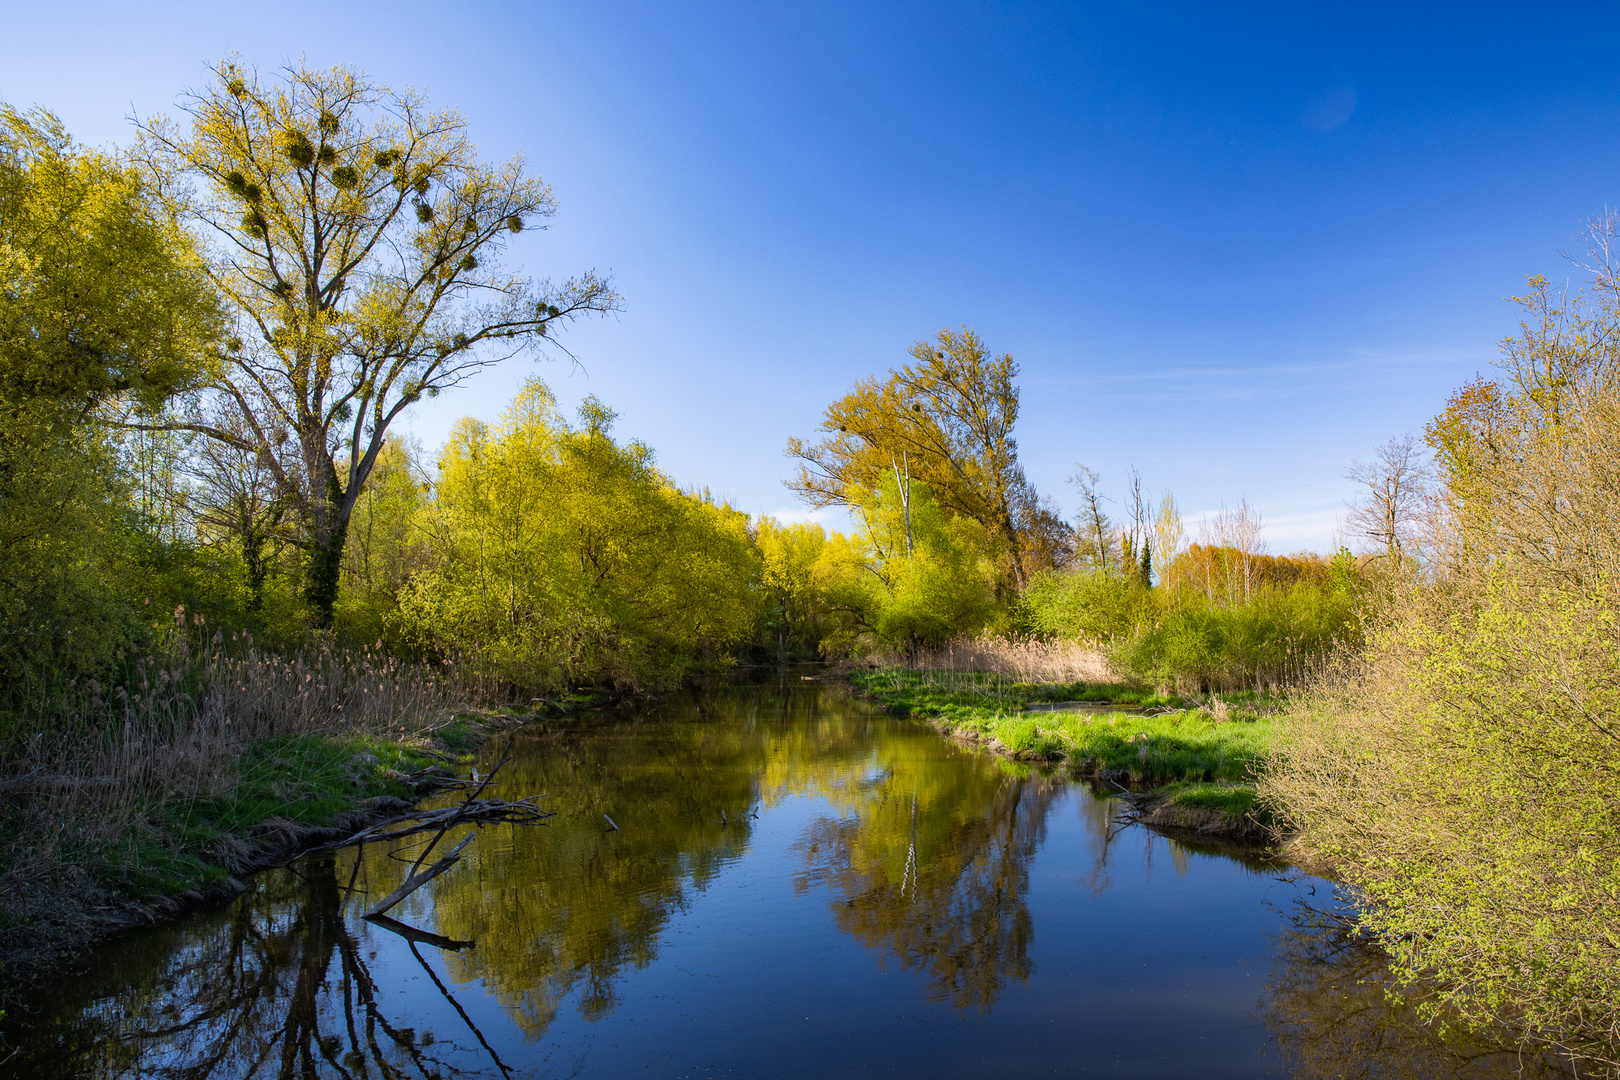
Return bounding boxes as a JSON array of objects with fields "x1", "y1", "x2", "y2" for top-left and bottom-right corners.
[
  {"x1": 0, "y1": 672, "x2": 660, "y2": 998},
  {"x1": 0, "y1": 708, "x2": 517, "y2": 995},
  {"x1": 850, "y1": 667, "x2": 1282, "y2": 839}
]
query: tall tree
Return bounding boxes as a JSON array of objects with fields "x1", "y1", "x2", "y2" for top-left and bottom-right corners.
[
  {"x1": 1345, "y1": 434, "x2": 1431, "y2": 561},
  {"x1": 1151, "y1": 491, "x2": 1185, "y2": 593},
  {"x1": 785, "y1": 326, "x2": 1056, "y2": 590},
  {"x1": 1197, "y1": 499, "x2": 1267, "y2": 604},
  {"x1": 1068, "y1": 464, "x2": 1115, "y2": 572},
  {"x1": 133, "y1": 60, "x2": 620, "y2": 624}
]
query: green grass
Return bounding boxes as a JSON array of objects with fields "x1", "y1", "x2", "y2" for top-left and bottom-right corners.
[
  {"x1": 1160, "y1": 782, "x2": 1261, "y2": 818},
  {"x1": 852, "y1": 667, "x2": 1283, "y2": 789},
  {"x1": 81, "y1": 734, "x2": 450, "y2": 899}
]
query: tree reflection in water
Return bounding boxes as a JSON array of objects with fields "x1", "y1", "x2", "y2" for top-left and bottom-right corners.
[
  {"x1": 6, "y1": 857, "x2": 511, "y2": 1079},
  {"x1": 793, "y1": 772, "x2": 1058, "y2": 1012},
  {"x1": 1262, "y1": 886, "x2": 1575, "y2": 1079},
  {"x1": 6, "y1": 683, "x2": 1563, "y2": 1079}
]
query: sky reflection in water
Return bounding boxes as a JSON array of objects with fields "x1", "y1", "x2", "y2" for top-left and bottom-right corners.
[{"x1": 3, "y1": 681, "x2": 1563, "y2": 1078}]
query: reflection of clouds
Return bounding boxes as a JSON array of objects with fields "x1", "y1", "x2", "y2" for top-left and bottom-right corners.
[{"x1": 1262, "y1": 883, "x2": 1573, "y2": 1079}]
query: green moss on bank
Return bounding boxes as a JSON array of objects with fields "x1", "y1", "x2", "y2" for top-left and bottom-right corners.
[{"x1": 852, "y1": 667, "x2": 1281, "y2": 834}]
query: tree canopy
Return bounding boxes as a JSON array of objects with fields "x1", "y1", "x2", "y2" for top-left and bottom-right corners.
[
  {"x1": 0, "y1": 105, "x2": 220, "y2": 708},
  {"x1": 133, "y1": 59, "x2": 620, "y2": 622},
  {"x1": 785, "y1": 326, "x2": 1068, "y2": 591},
  {"x1": 1, "y1": 105, "x2": 219, "y2": 414}
]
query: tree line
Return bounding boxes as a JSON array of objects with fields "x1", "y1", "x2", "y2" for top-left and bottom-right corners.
[{"x1": 0, "y1": 56, "x2": 1393, "y2": 726}]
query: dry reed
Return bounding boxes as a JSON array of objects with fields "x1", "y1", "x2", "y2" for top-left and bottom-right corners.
[
  {"x1": 0, "y1": 617, "x2": 475, "y2": 914},
  {"x1": 881, "y1": 634, "x2": 1115, "y2": 684}
]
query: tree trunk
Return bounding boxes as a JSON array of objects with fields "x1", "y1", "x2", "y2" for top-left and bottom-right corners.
[{"x1": 303, "y1": 451, "x2": 353, "y2": 627}]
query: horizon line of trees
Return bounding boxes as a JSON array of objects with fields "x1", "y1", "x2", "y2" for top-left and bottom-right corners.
[{"x1": 1, "y1": 57, "x2": 1423, "y2": 725}]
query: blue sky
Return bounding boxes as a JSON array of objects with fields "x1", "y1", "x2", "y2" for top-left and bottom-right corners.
[{"x1": 6, "y1": 2, "x2": 1619, "y2": 551}]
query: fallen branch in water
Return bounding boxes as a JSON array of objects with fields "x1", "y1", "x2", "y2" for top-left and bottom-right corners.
[
  {"x1": 333, "y1": 798, "x2": 551, "y2": 847},
  {"x1": 356, "y1": 739, "x2": 547, "y2": 918},
  {"x1": 366, "y1": 835, "x2": 473, "y2": 917}
]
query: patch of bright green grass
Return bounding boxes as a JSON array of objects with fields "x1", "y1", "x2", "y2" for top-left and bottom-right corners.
[
  {"x1": 1161, "y1": 782, "x2": 1259, "y2": 818},
  {"x1": 853, "y1": 667, "x2": 1281, "y2": 787}
]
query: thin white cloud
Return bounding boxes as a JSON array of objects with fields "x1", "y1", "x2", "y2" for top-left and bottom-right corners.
[{"x1": 760, "y1": 505, "x2": 852, "y2": 530}]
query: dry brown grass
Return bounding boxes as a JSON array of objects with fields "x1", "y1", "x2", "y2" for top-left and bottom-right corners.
[
  {"x1": 0, "y1": 622, "x2": 476, "y2": 963},
  {"x1": 874, "y1": 634, "x2": 1115, "y2": 683}
]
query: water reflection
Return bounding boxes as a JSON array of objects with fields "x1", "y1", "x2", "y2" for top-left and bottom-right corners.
[
  {"x1": 794, "y1": 774, "x2": 1056, "y2": 1012},
  {"x1": 1, "y1": 682, "x2": 1562, "y2": 1079},
  {"x1": 4, "y1": 859, "x2": 510, "y2": 1078},
  {"x1": 1262, "y1": 890, "x2": 1574, "y2": 1078}
]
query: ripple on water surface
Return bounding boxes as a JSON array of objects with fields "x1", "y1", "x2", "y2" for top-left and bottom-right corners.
[{"x1": 1, "y1": 680, "x2": 1566, "y2": 1078}]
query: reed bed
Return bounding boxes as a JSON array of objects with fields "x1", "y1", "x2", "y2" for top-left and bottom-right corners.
[
  {"x1": 883, "y1": 634, "x2": 1115, "y2": 684},
  {"x1": 0, "y1": 618, "x2": 476, "y2": 939}
]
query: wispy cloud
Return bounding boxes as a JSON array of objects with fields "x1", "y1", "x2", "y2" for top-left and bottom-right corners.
[{"x1": 760, "y1": 505, "x2": 853, "y2": 530}]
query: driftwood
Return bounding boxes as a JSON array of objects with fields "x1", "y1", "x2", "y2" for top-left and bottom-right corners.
[
  {"x1": 366, "y1": 834, "x2": 476, "y2": 917},
  {"x1": 334, "y1": 798, "x2": 551, "y2": 847},
  {"x1": 338, "y1": 739, "x2": 550, "y2": 920}
]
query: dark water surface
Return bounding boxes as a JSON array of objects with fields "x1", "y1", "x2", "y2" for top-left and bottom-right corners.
[{"x1": 3, "y1": 679, "x2": 1556, "y2": 1078}]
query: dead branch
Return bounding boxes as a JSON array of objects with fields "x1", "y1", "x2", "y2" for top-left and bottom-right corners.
[
  {"x1": 358, "y1": 738, "x2": 532, "y2": 918},
  {"x1": 331, "y1": 798, "x2": 550, "y2": 848},
  {"x1": 366, "y1": 914, "x2": 475, "y2": 951},
  {"x1": 365, "y1": 833, "x2": 474, "y2": 918}
]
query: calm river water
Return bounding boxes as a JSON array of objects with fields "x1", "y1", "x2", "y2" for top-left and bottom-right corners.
[{"x1": 2, "y1": 677, "x2": 1560, "y2": 1078}]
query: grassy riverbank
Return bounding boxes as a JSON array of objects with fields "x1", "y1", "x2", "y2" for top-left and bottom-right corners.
[
  {"x1": 0, "y1": 670, "x2": 641, "y2": 994},
  {"x1": 0, "y1": 715, "x2": 504, "y2": 989},
  {"x1": 0, "y1": 627, "x2": 561, "y2": 990},
  {"x1": 850, "y1": 667, "x2": 1282, "y2": 835}
]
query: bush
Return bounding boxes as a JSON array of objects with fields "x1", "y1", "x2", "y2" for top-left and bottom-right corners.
[
  {"x1": 1111, "y1": 584, "x2": 1358, "y2": 693},
  {"x1": 1024, "y1": 565, "x2": 1359, "y2": 693},
  {"x1": 1263, "y1": 267, "x2": 1620, "y2": 1069}
]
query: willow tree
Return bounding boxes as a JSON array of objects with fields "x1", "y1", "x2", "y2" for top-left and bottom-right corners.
[
  {"x1": 786, "y1": 326, "x2": 1066, "y2": 590},
  {"x1": 134, "y1": 60, "x2": 619, "y2": 623}
]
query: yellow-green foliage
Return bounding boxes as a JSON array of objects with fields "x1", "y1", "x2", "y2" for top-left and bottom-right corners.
[
  {"x1": 1025, "y1": 550, "x2": 1360, "y2": 692},
  {"x1": 1267, "y1": 569, "x2": 1620, "y2": 1066},
  {"x1": 1264, "y1": 271, "x2": 1620, "y2": 1067},
  {"x1": 1023, "y1": 567, "x2": 1154, "y2": 641},
  {"x1": 822, "y1": 474, "x2": 1001, "y2": 653},
  {"x1": 754, "y1": 516, "x2": 843, "y2": 658},
  {"x1": 337, "y1": 437, "x2": 431, "y2": 652},
  {"x1": 0, "y1": 106, "x2": 219, "y2": 716},
  {"x1": 396, "y1": 381, "x2": 759, "y2": 690}
]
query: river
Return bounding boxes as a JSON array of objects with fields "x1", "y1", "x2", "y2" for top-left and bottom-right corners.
[{"x1": 0, "y1": 676, "x2": 1561, "y2": 1077}]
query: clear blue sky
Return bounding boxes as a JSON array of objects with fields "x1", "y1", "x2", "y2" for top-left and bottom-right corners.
[{"x1": 6, "y1": 2, "x2": 1618, "y2": 551}]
